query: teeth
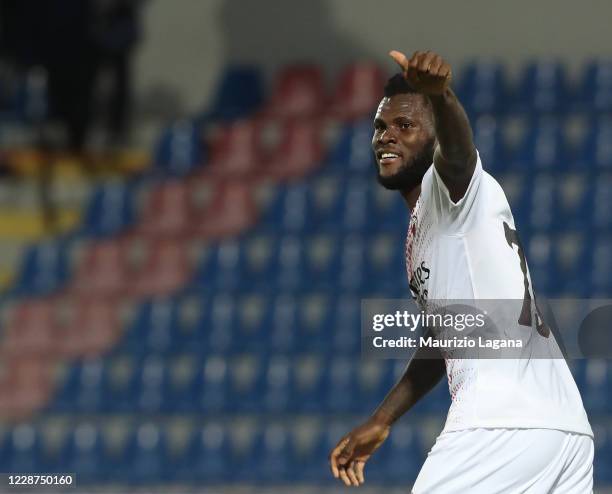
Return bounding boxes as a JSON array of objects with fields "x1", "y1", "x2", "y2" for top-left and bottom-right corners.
[{"x1": 381, "y1": 153, "x2": 399, "y2": 159}]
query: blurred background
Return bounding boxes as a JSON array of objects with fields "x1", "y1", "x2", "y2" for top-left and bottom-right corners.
[{"x1": 0, "y1": 0, "x2": 611, "y2": 492}]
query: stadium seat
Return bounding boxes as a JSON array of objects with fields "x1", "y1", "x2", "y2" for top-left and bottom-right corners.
[
  {"x1": 205, "y1": 118, "x2": 264, "y2": 178},
  {"x1": 265, "y1": 119, "x2": 324, "y2": 181},
  {"x1": 577, "y1": 116, "x2": 612, "y2": 170},
  {"x1": 578, "y1": 59, "x2": 612, "y2": 113},
  {"x1": 513, "y1": 117, "x2": 569, "y2": 171},
  {"x1": 458, "y1": 61, "x2": 508, "y2": 116},
  {"x1": 331, "y1": 62, "x2": 386, "y2": 121},
  {"x1": 515, "y1": 61, "x2": 569, "y2": 114},
  {"x1": 205, "y1": 65, "x2": 264, "y2": 121},
  {"x1": 1, "y1": 299, "x2": 58, "y2": 357},
  {"x1": 68, "y1": 237, "x2": 128, "y2": 296},
  {"x1": 472, "y1": 115, "x2": 508, "y2": 172},
  {"x1": 137, "y1": 180, "x2": 191, "y2": 237},
  {"x1": 378, "y1": 423, "x2": 424, "y2": 483},
  {"x1": 179, "y1": 422, "x2": 231, "y2": 483},
  {"x1": 191, "y1": 180, "x2": 258, "y2": 239},
  {"x1": 153, "y1": 119, "x2": 205, "y2": 177},
  {"x1": 326, "y1": 118, "x2": 376, "y2": 174},
  {"x1": 61, "y1": 423, "x2": 105, "y2": 483},
  {"x1": 13, "y1": 239, "x2": 70, "y2": 296},
  {"x1": 252, "y1": 424, "x2": 292, "y2": 482},
  {"x1": 127, "y1": 238, "x2": 191, "y2": 298},
  {"x1": 1, "y1": 425, "x2": 43, "y2": 473},
  {"x1": 124, "y1": 423, "x2": 169, "y2": 483},
  {"x1": 81, "y1": 181, "x2": 136, "y2": 238},
  {"x1": 266, "y1": 64, "x2": 326, "y2": 118},
  {"x1": 593, "y1": 425, "x2": 612, "y2": 484},
  {"x1": 590, "y1": 235, "x2": 612, "y2": 295},
  {"x1": 123, "y1": 298, "x2": 179, "y2": 356}
]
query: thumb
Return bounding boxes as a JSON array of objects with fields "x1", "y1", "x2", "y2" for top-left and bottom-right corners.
[
  {"x1": 389, "y1": 50, "x2": 409, "y2": 72},
  {"x1": 337, "y1": 439, "x2": 355, "y2": 465}
]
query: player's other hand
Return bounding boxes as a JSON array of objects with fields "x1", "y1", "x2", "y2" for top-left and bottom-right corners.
[
  {"x1": 329, "y1": 417, "x2": 391, "y2": 487},
  {"x1": 389, "y1": 49, "x2": 452, "y2": 96}
]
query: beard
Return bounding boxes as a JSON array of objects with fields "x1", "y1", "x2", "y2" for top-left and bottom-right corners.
[{"x1": 375, "y1": 139, "x2": 436, "y2": 191}]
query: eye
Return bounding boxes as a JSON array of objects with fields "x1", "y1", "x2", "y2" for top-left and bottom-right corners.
[
  {"x1": 374, "y1": 121, "x2": 385, "y2": 131},
  {"x1": 400, "y1": 121, "x2": 414, "y2": 130}
]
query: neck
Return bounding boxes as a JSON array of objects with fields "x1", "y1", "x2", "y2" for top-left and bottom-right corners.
[{"x1": 401, "y1": 185, "x2": 421, "y2": 209}]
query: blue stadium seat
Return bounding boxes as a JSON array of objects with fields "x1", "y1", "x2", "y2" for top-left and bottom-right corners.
[
  {"x1": 472, "y1": 115, "x2": 508, "y2": 172},
  {"x1": 515, "y1": 61, "x2": 569, "y2": 114},
  {"x1": 590, "y1": 235, "x2": 612, "y2": 296},
  {"x1": 593, "y1": 425, "x2": 612, "y2": 484},
  {"x1": 292, "y1": 354, "x2": 326, "y2": 412},
  {"x1": 54, "y1": 359, "x2": 109, "y2": 413},
  {"x1": 295, "y1": 293, "x2": 334, "y2": 352},
  {"x1": 578, "y1": 116, "x2": 612, "y2": 170},
  {"x1": 379, "y1": 423, "x2": 424, "y2": 484},
  {"x1": 180, "y1": 423, "x2": 231, "y2": 483},
  {"x1": 2, "y1": 425, "x2": 42, "y2": 473},
  {"x1": 253, "y1": 424, "x2": 292, "y2": 482},
  {"x1": 513, "y1": 117, "x2": 569, "y2": 171},
  {"x1": 204, "y1": 65, "x2": 264, "y2": 121},
  {"x1": 122, "y1": 298, "x2": 180, "y2": 356},
  {"x1": 458, "y1": 61, "x2": 508, "y2": 116},
  {"x1": 527, "y1": 174, "x2": 557, "y2": 232},
  {"x1": 12, "y1": 239, "x2": 70, "y2": 296},
  {"x1": 578, "y1": 60, "x2": 612, "y2": 113},
  {"x1": 205, "y1": 293, "x2": 239, "y2": 353},
  {"x1": 135, "y1": 356, "x2": 170, "y2": 413},
  {"x1": 291, "y1": 419, "x2": 326, "y2": 482},
  {"x1": 153, "y1": 119, "x2": 205, "y2": 177},
  {"x1": 124, "y1": 423, "x2": 169, "y2": 484},
  {"x1": 326, "y1": 118, "x2": 376, "y2": 174},
  {"x1": 579, "y1": 360, "x2": 611, "y2": 413},
  {"x1": 102, "y1": 355, "x2": 139, "y2": 412},
  {"x1": 325, "y1": 357, "x2": 359, "y2": 413},
  {"x1": 527, "y1": 233, "x2": 556, "y2": 295},
  {"x1": 195, "y1": 355, "x2": 228, "y2": 413},
  {"x1": 81, "y1": 180, "x2": 136, "y2": 237},
  {"x1": 61, "y1": 423, "x2": 105, "y2": 483},
  {"x1": 261, "y1": 184, "x2": 313, "y2": 234},
  {"x1": 225, "y1": 353, "x2": 267, "y2": 413},
  {"x1": 591, "y1": 174, "x2": 612, "y2": 232}
]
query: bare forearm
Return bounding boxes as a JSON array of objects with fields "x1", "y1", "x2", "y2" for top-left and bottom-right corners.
[
  {"x1": 371, "y1": 350, "x2": 446, "y2": 426},
  {"x1": 428, "y1": 88, "x2": 476, "y2": 173}
]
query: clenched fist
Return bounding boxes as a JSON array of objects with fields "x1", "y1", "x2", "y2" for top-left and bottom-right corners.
[{"x1": 389, "y1": 50, "x2": 452, "y2": 96}]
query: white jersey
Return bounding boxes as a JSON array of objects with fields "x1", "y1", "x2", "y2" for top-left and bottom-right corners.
[{"x1": 405, "y1": 151, "x2": 593, "y2": 437}]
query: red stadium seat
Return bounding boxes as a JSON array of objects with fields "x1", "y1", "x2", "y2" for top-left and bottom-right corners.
[
  {"x1": 128, "y1": 238, "x2": 191, "y2": 297},
  {"x1": 55, "y1": 296, "x2": 122, "y2": 358},
  {"x1": 1, "y1": 299, "x2": 59, "y2": 357},
  {"x1": 266, "y1": 65, "x2": 326, "y2": 118},
  {"x1": 331, "y1": 62, "x2": 385, "y2": 121},
  {"x1": 0, "y1": 354, "x2": 53, "y2": 419},
  {"x1": 206, "y1": 119, "x2": 264, "y2": 177},
  {"x1": 192, "y1": 180, "x2": 258, "y2": 239},
  {"x1": 69, "y1": 238, "x2": 129, "y2": 296},
  {"x1": 138, "y1": 180, "x2": 191, "y2": 237},
  {"x1": 265, "y1": 119, "x2": 324, "y2": 181}
]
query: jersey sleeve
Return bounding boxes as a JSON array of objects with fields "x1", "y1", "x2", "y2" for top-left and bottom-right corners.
[{"x1": 420, "y1": 150, "x2": 484, "y2": 233}]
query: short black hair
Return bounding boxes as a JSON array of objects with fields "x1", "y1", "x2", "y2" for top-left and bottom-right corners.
[{"x1": 383, "y1": 73, "x2": 418, "y2": 97}]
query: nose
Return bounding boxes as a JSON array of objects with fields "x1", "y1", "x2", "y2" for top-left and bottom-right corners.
[{"x1": 377, "y1": 128, "x2": 397, "y2": 146}]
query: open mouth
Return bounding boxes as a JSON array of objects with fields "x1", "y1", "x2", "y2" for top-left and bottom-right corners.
[{"x1": 377, "y1": 151, "x2": 402, "y2": 166}]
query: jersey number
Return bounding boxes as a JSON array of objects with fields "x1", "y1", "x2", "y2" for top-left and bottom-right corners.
[{"x1": 503, "y1": 222, "x2": 549, "y2": 337}]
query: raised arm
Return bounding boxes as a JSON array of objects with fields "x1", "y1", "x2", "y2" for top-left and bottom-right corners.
[{"x1": 390, "y1": 50, "x2": 477, "y2": 202}]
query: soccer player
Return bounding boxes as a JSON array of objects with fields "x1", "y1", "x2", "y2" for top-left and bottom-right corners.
[{"x1": 329, "y1": 50, "x2": 594, "y2": 493}]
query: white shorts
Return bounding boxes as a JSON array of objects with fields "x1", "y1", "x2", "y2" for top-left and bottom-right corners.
[{"x1": 412, "y1": 428, "x2": 594, "y2": 494}]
